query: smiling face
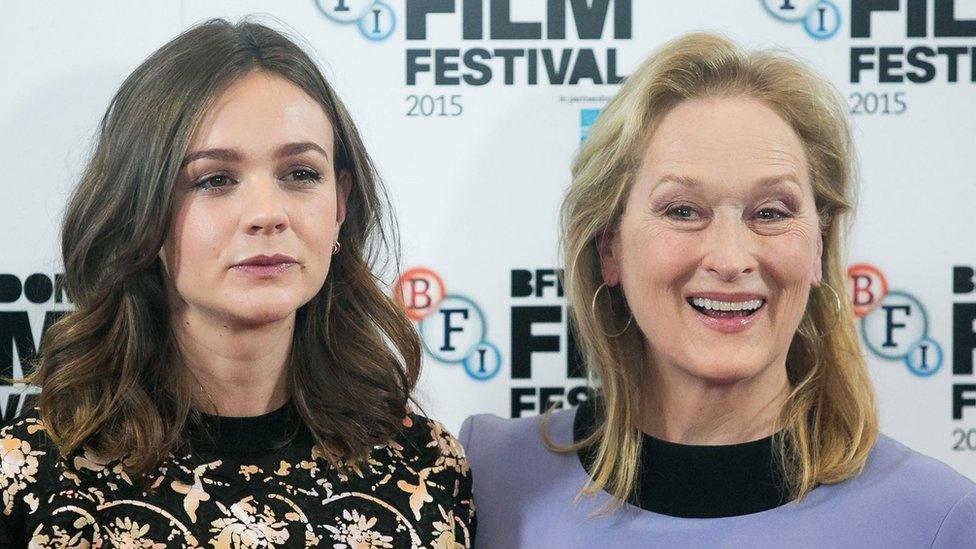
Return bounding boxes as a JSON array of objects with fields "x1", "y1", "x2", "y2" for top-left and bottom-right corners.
[
  {"x1": 160, "y1": 70, "x2": 349, "y2": 329},
  {"x1": 599, "y1": 95, "x2": 823, "y2": 386}
]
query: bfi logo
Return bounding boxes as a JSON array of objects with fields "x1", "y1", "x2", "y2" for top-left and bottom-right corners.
[
  {"x1": 394, "y1": 267, "x2": 502, "y2": 381},
  {"x1": 848, "y1": 263, "x2": 944, "y2": 377},
  {"x1": 761, "y1": 0, "x2": 843, "y2": 40},
  {"x1": 315, "y1": 0, "x2": 396, "y2": 41}
]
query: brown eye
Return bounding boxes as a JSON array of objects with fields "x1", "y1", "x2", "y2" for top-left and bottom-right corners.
[
  {"x1": 287, "y1": 169, "x2": 322, "y2": 183},
  {"x1": 193, "y1": 174, "x2": 235, "y2": 190}
]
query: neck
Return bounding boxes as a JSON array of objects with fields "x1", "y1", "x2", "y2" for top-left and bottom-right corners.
[
  {"x1": 173, "y1": 306, "x2": 294, "y2": 417},
  {"x1": 640, "y1": 356, "x2": 789, "y2": 445}
]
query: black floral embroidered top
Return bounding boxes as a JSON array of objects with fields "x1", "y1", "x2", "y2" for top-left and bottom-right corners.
[{"x1": 0, "y1": 403, "x2": 475, "y2": 548}]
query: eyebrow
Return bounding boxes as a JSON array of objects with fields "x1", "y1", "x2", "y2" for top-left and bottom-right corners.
[
  {"x1": 180, "y1": 141, "x2": 329, "y2": 168},
  {"x1": 654, "y1": 173, "x2": 802, "y2": 191}
]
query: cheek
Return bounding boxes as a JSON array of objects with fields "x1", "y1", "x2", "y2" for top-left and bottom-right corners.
[
  {"x1": 165, "y1": 202, "x2": 232, "y2": 275},
  {"x1": 762, "y1": 228, "x2": 819, "y2": 285},
  {"x1": 294, "y1": 195, "x2": 339, "y2": 258},
  {"x1": 619, "y1": 226, "x2": 696, "y2": 287}
]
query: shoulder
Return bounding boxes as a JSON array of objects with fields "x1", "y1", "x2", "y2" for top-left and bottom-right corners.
[
  {"x1": 860, "y1": 433, "x2": 976, "y2": 500},
  {"x1": 388, "y1": 413, "x2": 476, "y2": 546},
  {"x1": 855, "y1": 434, "x2": 976, "y2": 545},
  {"x1": 394, "y1": 413, "x2": 468, "y2": 472},
  {"x1": 823, "y1": 432, "x2": 976, "y2": 541},
  {"x1": 460, "y1": 408, "x2": 576, "y2": 463},
  {"x1": 459, "y1": 408, "x2": 580, "y2": 496}
]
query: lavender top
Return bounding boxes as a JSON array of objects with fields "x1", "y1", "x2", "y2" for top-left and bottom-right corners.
[{"x1": 460, "y1": 408, "x2": 976, "y2": 548}]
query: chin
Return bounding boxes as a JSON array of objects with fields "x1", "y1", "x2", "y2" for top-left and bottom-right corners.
[
  {"x1": 683, "y1": 357, "x2": 769, "y2": 386},
  {"x1": 226, "y1": 297, "x2": 305, "y2": 327}
]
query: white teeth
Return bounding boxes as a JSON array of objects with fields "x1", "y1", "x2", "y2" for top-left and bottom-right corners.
[{"x1": 690, "y1": 297, "x2": 764, "y2": 312}]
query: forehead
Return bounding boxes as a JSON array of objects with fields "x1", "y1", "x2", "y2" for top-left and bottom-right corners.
[
  {"x1": 640, "y1": 96, "x2": 809, "y2": 193},
  {"x1": 188, "y1": 70, "x2": 334, "y2": 155}
]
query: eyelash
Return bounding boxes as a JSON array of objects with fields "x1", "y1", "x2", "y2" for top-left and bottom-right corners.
[
  {"x1": 192, "y1": 168, "x2": 323, "y2": 190},
  {"x1": 664, "y1": 204, "x2": 793, "y2": 221}
]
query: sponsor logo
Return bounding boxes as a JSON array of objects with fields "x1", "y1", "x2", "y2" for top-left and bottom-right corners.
[
  {"x1": 395, "y1": 267, "x2": 502, "y2": 381},
  {"x1": 760, "y1": 0, "x2": 843, "y2": 40},
  {"x1": 315, "y1": 0, "x2": 397, "y2": 42},
  {"x1": 851, "y1": 263, "x2": 944, "y2": 377}
]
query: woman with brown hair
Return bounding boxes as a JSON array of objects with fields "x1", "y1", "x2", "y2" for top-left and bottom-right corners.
[
  {"x1": 461, "y1": 33, "x2": 975, "y2": 547},
  {"x1": 0, "y1": 18, "x2": 473, "y2": 547}
]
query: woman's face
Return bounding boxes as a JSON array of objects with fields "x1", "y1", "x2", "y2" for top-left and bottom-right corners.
[
  {"x1": 600, "y1": 96, "x2": 823, "y2": 385},
  {"x1": 160, "y1": 70, "x2": 349, "y2": 328}
]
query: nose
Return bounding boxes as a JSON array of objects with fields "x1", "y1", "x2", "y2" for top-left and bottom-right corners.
[
  {"x1": 699, "y1": 213, "x2": 758, "y2": 282},
  {"x1": 241, "y1": 179, "x2": 289, "y2": 235}
]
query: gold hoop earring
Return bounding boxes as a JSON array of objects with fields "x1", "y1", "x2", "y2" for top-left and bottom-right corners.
[
  {"x1": 332, "y1": 240, "x2": 341, "y2": 255},
  {"x1": 591, "y1": 282, "x2": 633, "y2": 338},
  {"x1": 797, "y1": 281, "x2": 844, "y2": 340}
]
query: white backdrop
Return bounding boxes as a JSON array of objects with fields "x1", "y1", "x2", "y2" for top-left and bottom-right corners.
[{"x1": 2, "y1": 0, "x2": 975, "y2": 480}]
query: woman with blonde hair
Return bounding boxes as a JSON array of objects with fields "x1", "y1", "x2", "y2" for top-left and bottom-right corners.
[
  {"x1": 0, "y1": 18, "x2": 473, "y2": 547},
  {"x1": 462, "y1": 33, "x2": 974, "y2": 547}
]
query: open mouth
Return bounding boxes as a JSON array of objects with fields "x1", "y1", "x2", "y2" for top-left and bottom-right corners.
[{"x1": 686, "y1": 297, "x2": 766, "y2": 319}]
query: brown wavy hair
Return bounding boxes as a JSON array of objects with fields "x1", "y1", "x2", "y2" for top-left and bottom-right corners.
[
  {"x1": 551, "y1": 32, "x2": 877, "y2": 507},
  {"x1": 27, "y1": 18, "x2": 421, "y2": 479}
]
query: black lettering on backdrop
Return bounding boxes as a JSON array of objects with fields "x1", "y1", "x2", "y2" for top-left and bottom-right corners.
[
  {"x1": 1, "y1": 310, "x2": 68, "y2": 379},
  {"x1": 511, "y1": 305, "x2": 560, "y2": 378},
  {"x1": 953, "y1": 303, "x2": 976, "y2": 375}
]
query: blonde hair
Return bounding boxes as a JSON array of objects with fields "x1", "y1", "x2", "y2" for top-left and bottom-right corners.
[{"x1": 551, "y1": 32, "x2": 877, "y2": 507}]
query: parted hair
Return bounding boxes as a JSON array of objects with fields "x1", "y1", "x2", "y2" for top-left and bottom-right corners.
[
  {"x1": 28, "y1": 18, "x2": 421, "y2": 479},
  {"x1": 552, "y1": 32, "x2": 877, "y2": 506}
]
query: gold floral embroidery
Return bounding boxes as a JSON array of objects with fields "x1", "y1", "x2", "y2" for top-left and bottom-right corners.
[
  {"x1": 274, "y1": 461, "x2": 290, "y2": 476},
  {"x1": 397, "y1": 467, "x2": 438, "y2": 521},
  {"x1": 324, "y1": 509, "x2": 394, "y2": 549},
  {"x1": 102, "y1": 517, "x2": 167, "y2": 548},
  {"x1": 4, "y1": 412, "x2": 474, "y2": 547},
  {"x1": 0, "y1": 431, "x2": 45, "y2": 515},
  {"x1": 430, "y1": 505, "x2": 465, "y2": 549},
  {"x1": 29, "y1": 524, "x2": 92, "y2": 549},
  {"x1": 209, "y1": 496, "x2": 291, "y2": 548},
  {"x1": 172, "y1": 461, "x2": 221, "y2": 523},
  {"x1": 239, "y1": 465, "x2": 261, "y2": 481}
]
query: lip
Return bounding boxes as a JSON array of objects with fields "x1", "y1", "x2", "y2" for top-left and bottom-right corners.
[
  {"x1": 235, "y1": 254, "x2": 298, "y2": 267},
  {"x1": 686, "y1": 293, "x2": 767, "y2": 334},
  {"x1": 232, "y1": 254, "x2": 298, "y2": 279}
]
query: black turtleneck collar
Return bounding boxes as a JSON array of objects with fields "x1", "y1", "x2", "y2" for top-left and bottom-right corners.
[
  {"x1": 573, "y1": 398, "x2": 790, "y2": 518},
  {"x1": 188, "y1": 401, "x2": 311, "y2": 457}
]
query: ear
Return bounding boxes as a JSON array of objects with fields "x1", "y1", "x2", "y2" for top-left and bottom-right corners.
[
  {"x1": 336, "y1": 169, "x2": 351, "y2": 227},
  {"x1": 811, "y1": 230, "x2": 823, "y2": 287},
  {"x1": 597, "y1": 228, "x2": 621, "y2": 287}
]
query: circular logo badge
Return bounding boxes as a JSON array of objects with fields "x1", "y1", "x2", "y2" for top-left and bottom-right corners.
[
  {"x1": 761, "y1": 0, "x2": 822, "y2": 22},
  {"x1": 847, "y1": 263, "x2": 889, "y2": 319},
  {"x1": 861, "y1": 290, "x2": 928, "y2": 361},
  {"x1": 803, "y1": 1, "x2": 841, "y2": 40},
  {"x1": 904, "y1": 337, "x2": 943, "y2": 377},
  {"x1": 395, "y1": 267, "x2": 446, "y2": 321},
  {"x1": 314, "y1": 0, "x2": 375, "y2": 24},
  {"x1": 358, "y1": 1, "x2": 396, "y2": 41},
  {"x1": 419, "y1": 294, "x2": 487, "y2": 364},
  {"x1": 463, "y1": 341, "x2": 502, "y2": 381}
]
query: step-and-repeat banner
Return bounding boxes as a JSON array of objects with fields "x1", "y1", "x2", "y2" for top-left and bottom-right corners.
[{"x1": 2, "y1": 1, "x2": 974, "y2": 478}]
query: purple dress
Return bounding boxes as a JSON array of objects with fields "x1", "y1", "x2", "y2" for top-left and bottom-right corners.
[{"x1": 460, "y1": 408, "x2": 976, "y2": 548}]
